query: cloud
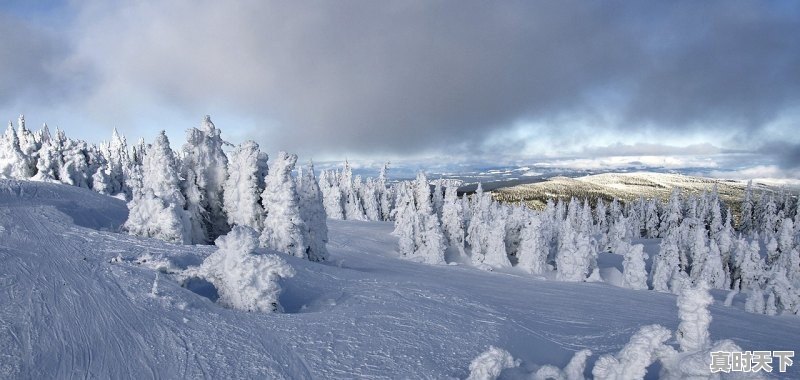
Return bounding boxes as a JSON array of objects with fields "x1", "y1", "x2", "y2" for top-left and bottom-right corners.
[
  {"x1": 0, "y1": 11, "x2": 91, "y2": 111},
  {"x1": 2, "y1": 1, "x2": 799, "y2": 159},
  {"x1": 579, "y1": 143, "x2": 722, "y2": 158},
  {"x1": 756, "y1": 142, "x2": 800, "y2": 169}
]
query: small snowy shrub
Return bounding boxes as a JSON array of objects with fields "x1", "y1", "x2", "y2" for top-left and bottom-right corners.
[
  {"x1": 193, "y1": 226, "x2": 295, "y2": 312},
  {"x1": 466, "y1": 346, "x2": 519, "y2": 380}
]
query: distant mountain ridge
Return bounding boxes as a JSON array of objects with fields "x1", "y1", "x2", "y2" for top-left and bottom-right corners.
[{"x1": 492, "y1": 172, "x2": 785, "y2": 210}]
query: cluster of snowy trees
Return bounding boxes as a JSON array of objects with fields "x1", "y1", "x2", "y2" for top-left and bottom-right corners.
[
  {"x1": 466, "y1": 281, "x2": 752, "y2": 380},
  {"x1": 0, "y1": 115, "x2": 328, "y2": 262},
  {"x1": 317, "y1": 161, "x2": 394, "y2": 222},
  {"x1": 386, "y1": 173, "x2": 799, "y2": 315}
]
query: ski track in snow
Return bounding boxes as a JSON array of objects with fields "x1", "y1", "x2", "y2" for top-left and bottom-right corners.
[{"x1": 0, "y1": 180, "x2": 798, "y2": 379}]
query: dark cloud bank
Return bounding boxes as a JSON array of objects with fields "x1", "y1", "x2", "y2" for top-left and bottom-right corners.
[{"x1": 0, "y1": 1, "x2": 798, "y2": 160}]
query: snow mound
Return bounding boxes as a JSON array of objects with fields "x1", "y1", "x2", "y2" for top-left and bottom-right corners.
[{"x1": 0, "y1": 179, "x2": 127, "y2": 230}]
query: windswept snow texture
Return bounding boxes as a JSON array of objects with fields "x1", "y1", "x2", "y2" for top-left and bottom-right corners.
[{"x1": 1, "y1": 180, "x2": 798, "y2": 379}]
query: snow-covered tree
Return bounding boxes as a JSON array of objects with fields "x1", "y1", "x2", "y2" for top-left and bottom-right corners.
[
  {"x1": 181, "y1": 116, "x2": 230, "y2": 243},
  {"x1": 124, "y1": 131, "x2": 191, "y2": 244},
  {"x1": 190, "y1": 226, "x2": 294, "y2": 312},
  {"x1": 659, "y1": 188, "x2": 683, "y2": 237},
  {"x1": 739, "y1": 180, "x2": 755, "y2": 233},
  {"x1": 360, "y1": 177, "x2": 382, "y2": 221},
  {"x1": 441, "y1": 185, "x2": 466, "y2": 258},
  {"x1": 432, "y1": 179, "x2": 444, "y2": 220},
  {"x1": 125, "y1": 189, "x2": 191, "y2": 244},
  {"x1": 517, "y1": 215, "x2": 549, "y2": 275},
  {"x1": 644, "y1": 199, "x2": 660, "y2": 238},
  {"x1": 688, "y1": 224, "x2": 708, "y2": 282},
  {"x1": 58, "y1": 138, "x2": 93, "y2": 188},
  {"x1": 622, "y1": 243, "x2": 648, "y2": 290},
  {"x1": 223, "y1": 141, "x2": 264, "y2": 230},
  {"x1": 766, "y1": 267, "x2": 799, "y2": 314},
  {"x1": 411, "y1": 172, "x2": 446, "y2": 265},
  {"x1": 480, "y1": 205, "x2": 511, "y2": 269},
  {"x1": 700, "y1": 240, "x2": 727, "y2": 289},
  {"x1": 556, "y1": 219, "x2": 591, "y2": 282},
  {"x1": 466, "y1": 183, "x2": 490, "y2": 261},
  {"x1": 297, "y1": 161, "x2": 329, "y2": 262},
  {"x1": 341, "y1": 161, "x2": 366, "y2": 221},
  {"x1": 319, "y1": 169, "x2": 345, "y2": 220},
  {"x1": 98, "y1": 128, "x2": 130, "y2": 196},
  {"x1": 259, "y1": 151, "x2": 309, "y2": 259},
  {"x1": 675, "y1": 281, "x2": 712, "y2": 352},
  {"x1": 0, "y1": 122, "x2": 32, "y2": 179},
  {"x1": 31, "y1": 125, "x2": 61, "y2": 182},
  {"x1": 392, "y1": 182, "x2": 416, "y2": 258},
  {"x1": 651, "y1": 230, "x2": 681, "y2": 292},
  {"x1": 378, "y1": 163, "x2": 393, "y2": 221}
]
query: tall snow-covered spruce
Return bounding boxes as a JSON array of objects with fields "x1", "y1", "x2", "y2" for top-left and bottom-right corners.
[
  {"x1": 181, "y1": 116, "x2": 230, "y2": 243},
  {"x1": 259, "y1": 151, "x2": 309, "y2": 259},
  {"x1": 296, "y1": 161, "x2": 329, "y2": 262},
  {"x1": 223, "y1": 140, "x2": 265, "y2": 230},
  {"x1": 124, "y1": 131, "x2": 191, "y2": 244}
]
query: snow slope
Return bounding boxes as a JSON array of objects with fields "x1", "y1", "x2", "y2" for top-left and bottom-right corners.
[{"x1": 1, "y1": 180, "x2": 798, "y2": 379}]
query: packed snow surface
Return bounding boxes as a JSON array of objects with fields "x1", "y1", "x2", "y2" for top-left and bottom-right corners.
[{"x1": 1, "y1": 180, "x2": 798, "y2": 379}]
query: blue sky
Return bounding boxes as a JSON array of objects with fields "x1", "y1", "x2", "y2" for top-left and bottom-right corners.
[{"x1": 1, "y1": 1, "x2": 799, "y2": 179}]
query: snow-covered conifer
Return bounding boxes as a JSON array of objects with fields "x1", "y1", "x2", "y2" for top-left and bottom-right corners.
[
  {"x1": 700, "y1": 240, "x2": 727, "y2": 289},
  {"x1": 411, "y1": 172, "x2": 446, "y2": 265},
  {"x1": 361, "y1": 177, "x2": 382, "y2": 221},
  {"x1": 124, "y1": 131, "x2": 191, "y2": 244},
  {"x1": 432, "y1": 179, "x2": 444, "y2": 220},
  {"x1": 622, "y1": 244, "x2": 648, "y2": 290},
  {"x1": 517, "y1": 215, "x2": 549, "y2": 274},
  {"x1": 740, "y1": 180, "x2": 755, "y2": 233},
  {"x1": 556, "y1": 219, "x2": 587, "y2": 281},
  {"x1": 480, "y1": 205, "x2": 511, "y2": 269},
  {"x1": 688, "y1": 224, "x2": 708, "y2": 282},
  {"x1": 223, "y1": 141, "x2": 264, "y2": 230},
  {"x1": 259, "y1": 152, "x2": 309, "y2": 259},
  {"x1": 659, "y1": 188, "x2": 683, "y2": 237},
  {"x1": 651, "y1": 230, "x2": 681, "y2": 292},
  {"x1": 341, "y1": 161, "x2": 366, "y2": 221},
  {"x1": 0, "y1": 122, "x2": 32, "y2": 179},
  {"x1": 181, "y1": 116, "x2": 230, "y2": 242},
  {"x1": 745, "y1": 286, "x2": 766, "y2": 314},
  {"x1": 644, "y1": 199, "x2": 660, "y2": 238},
  {"x1": 378, "y1": 163, "x2": 393, "y2": 221},
  {"x1": 441, "y1": 185, "x2": 466, "y2": 258},
  {"x1": 319, "y1": 170, "x2": 345, "y2": 220},
  {"x1": 675, "y1": 282, "x2": 712, "y2": 353},
  {"x1": 391, "y1": 182, "x2": 416, "y2": 257},
  {"x1": 297, "y1": 161, "x2": 329, "y2": 262}
]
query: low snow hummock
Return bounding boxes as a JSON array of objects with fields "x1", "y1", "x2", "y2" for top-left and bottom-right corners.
[{"x1": 1, "y1": 180, "x2": 798, "y2": 379}]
